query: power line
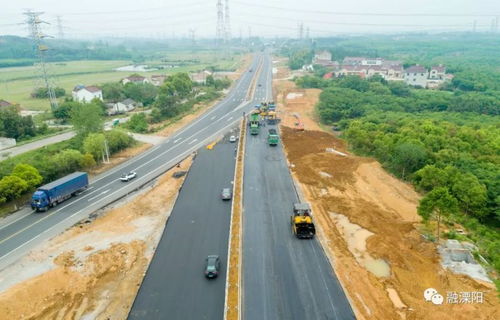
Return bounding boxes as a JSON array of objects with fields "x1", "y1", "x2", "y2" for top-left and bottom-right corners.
[{"x1": 233, "y1": 1, "x2": 500, "y2": 18}]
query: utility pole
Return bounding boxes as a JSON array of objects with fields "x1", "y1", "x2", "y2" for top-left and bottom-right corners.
[
  {"x1": 216, "y1": 0, "x2": 225, "y2": 46},
  {"x1": 24, "y1": 10, "x2": 58, "y2": 111},
  {"x1": 56, "y1": 15, "x2": 64, "y2": 39}
]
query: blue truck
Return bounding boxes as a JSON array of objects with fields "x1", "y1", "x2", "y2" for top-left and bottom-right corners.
[{"x1": 31, "y1": 172, "x2": 89, "y2": 212}]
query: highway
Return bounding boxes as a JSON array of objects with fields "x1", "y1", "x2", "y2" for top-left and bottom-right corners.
[
  {"x1": 128, "y1": 132, "x2": 237, "y2": 320},
  {"x1": 0, "y1": 52, "x2": 269, "y2": 271},
  {"x1": 242, "y1": 57, "x2": 355, "y2": 319}
]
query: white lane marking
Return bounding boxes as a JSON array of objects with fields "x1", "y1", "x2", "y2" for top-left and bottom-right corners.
[
  {"x1": 87, "y1": 189, "x2": 111, "y2": 202},
  {"x1": 0, "y1": 211, "x2": 34, "y2": 231},
  {"x1": 226, "y1": 117, "x2": 233, "y2": 122},
  {"x1": 211, "y1": 116, "x2": 216, "y2": 120},
  {"x1": 188, "y1": 138, "x2": 198, "y2": 145},
  {"x1": 174, "y1": 138, "x2": 182, "y2": 144},
  {"x1": 0, "y1": 61, "x2": 262, "y2": 245}
]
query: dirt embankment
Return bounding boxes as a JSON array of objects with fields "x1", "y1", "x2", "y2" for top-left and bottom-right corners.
[
  {"x1": 274, "y1": 60, "x2": 498, "y2": 320},
  {"x1": 0, "y1": 158, "x2": 192, "y2": 320}
]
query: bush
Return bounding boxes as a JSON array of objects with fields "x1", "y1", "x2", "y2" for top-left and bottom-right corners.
[
  {"x1": 83, "y1": 133, "x2": 106, "y2": 162},
  {"x1": 0, "y1": 175, "x2": 29, "y2": 202},
  {"x1": 11, "y1": 164, "x2": 42, "y2": 189},
  {"x1": 80, "y1": 153, "x2": 96, "y2": 168},
  {"x1": 52, "y1": 149, "x2": 85, "y2": 174},
  {"x1": 105, "y1": 129, "x2": 135, "y2": 153},
  {"x1": 127, "y1": 113, "x2": 148, "y2": 133}
]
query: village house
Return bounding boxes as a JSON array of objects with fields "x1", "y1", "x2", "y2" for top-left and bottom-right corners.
[
  {"x1": 106, "y1": 98, "x2": 142, "y2": 115},
  {"x1": 313, "y1": 50, "x2": 338, "y2": 67},
  {"x1": 404, "y1": 65, "x2": 429, "y2": 87},
  {"x1": 189, "y1": 70, "x2": 213, "y2": 84},
  {"x1": 122, "y1": 75, "x2": 149, "y2": 85},
  {"x1": 150, "y1": 75, "x2": 167, "y2": 86},
  {"x1": 429, "y1": 64, "x2": 446, "y2": 80},
  {"x1": 72, "y1": 85, "x2": 103, "y2": 103}
]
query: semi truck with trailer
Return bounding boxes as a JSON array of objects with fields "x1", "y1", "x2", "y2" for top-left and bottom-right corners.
[{"x1": 31, "y1": 172, "x2": 89, "y2": 212}]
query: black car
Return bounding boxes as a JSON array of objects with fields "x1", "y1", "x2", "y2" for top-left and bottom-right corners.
[
  {"x1": 205, "y1": 255, "x2": 220, "y2": 279},
  {"x1": 221, "y1": 188, "x2": 232, "y2": 200}
]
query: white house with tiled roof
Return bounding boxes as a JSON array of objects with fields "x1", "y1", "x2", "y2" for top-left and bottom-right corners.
[
  {"x1": 72, "y1": 85, "x2": 103, "y2": 103},
  {"x1": 404, "y1": 65, "x2": 428, "y2": 87}
]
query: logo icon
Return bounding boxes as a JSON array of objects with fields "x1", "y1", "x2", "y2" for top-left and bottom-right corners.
[{"x1": 424, "y1": 288, "x2": 443, "y2": 305}]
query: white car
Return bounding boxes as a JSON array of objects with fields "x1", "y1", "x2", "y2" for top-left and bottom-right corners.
[
  {"x1": 229, "y1": 135, "x2": 237, "y2": 143},
  {"x1": 120, "y1": 171, "x2": 137, "y2": 182}
]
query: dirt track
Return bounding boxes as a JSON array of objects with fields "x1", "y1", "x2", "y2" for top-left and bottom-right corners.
[{"x1": 274, "y1": 59, "x2": 498, "y2": 320}]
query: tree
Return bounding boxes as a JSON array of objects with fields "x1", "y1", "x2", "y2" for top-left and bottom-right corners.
[
  {"x1": 83, "y1": 133, "x2": 106, "y2": 162},
  {"x1": 105, "y1": 129, "x2": 134, "y2": 153},
  {"x1": 388, "y1": 81, "x2": 411, "y2": 97},
  {"x1": 52, "y1": 149, "x2": 85, "y2": 174},
  {"x1": 122, "y1": 83, "x2": 158, "y2": 105},
  {"x1": 127, "y1": 113, "x2": 148, "y2": 133},
  {"x1": 0, "y1": 175, "x2": 29, "y2": 203},
  {"x1": 70, "y1": 102, "x2": 103, "y2": 137},
  {"x1": 450, "y1": 173, "x2": 488, "y2": 217},
  {"x1": 11, "y1": 164, "x2": 42, "y2": 189},
  {"x1": 0, "y1": 106, "x2": 37, "y2": 140},
  {"x1": 392, "y1": 143, "x2": 428, "y2": 179},
  {"x1": 80, "y1": 153, "x2": 96, "y2": 168},
  {"x1": 418, "y1": 187, "x2": 459, "y2": 242},
  {"x1": 53, "y1": 101, "x2": 81, "y2": 120},
  {"x1": 101, "y1": 82, "x2": 125, "y2": 101}
]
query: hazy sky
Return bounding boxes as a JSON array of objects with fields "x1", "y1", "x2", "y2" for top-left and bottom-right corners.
[{"x1": 1, "y1": 0, "x2": 499, "y2": 39}]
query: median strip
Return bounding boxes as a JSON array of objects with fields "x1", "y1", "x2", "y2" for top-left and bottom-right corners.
[{"x1": 224, "y1": 116, "x2": 246, "y2": 320}]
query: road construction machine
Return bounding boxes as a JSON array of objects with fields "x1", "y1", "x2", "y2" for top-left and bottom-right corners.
[{"x1": 291, "y1": 203, "x2": 316, "y2": 239}]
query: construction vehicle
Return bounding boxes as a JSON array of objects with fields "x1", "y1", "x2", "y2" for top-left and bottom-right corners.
[
  {"x1": 268, "y1": 101, "x2": 276, "y2": 112},
  {"x1": 249, "y1": 113, "x2": 260, "y2": 135},
  {"x1": 267, "y1": 128, "x2": 279, "y2": 146},
  {"x1": 267, "y1": 110, "x2": 278, "y2": 125},
  {"x1": 291, "y1": 203, "x2": 316, "y2": 239},
  {"x1": 259, "y1": 102, "x2": 269, "y2": 116}
]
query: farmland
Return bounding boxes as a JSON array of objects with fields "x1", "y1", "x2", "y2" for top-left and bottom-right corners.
[{"x1": 0, "y1": 50, "x2": 243, "y2": 111}]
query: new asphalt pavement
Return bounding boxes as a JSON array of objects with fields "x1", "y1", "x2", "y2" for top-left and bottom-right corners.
[
  {"x1": 128, "y1": 132, "x2": 238, "y2": 320},
  {"x1": 241, "y1": 60, "x2": 355, "y2": 319}
]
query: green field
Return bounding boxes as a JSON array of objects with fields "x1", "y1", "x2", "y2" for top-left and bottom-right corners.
[{"x1": 0, "y1": 51, "x2": 243, "y2": 111}]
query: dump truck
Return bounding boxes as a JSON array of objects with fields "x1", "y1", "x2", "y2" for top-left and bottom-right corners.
[
  {"x1": 267, "y1": 128, "x2": 279, "y2": 146},
  {"x1": 291, "y1": 203, "x2": 316, "y2": 239},
  {"x1": 267, "y1": 111, "x2": 278, "y2": 125},
  {"x1": 259, "y1": 102, "x2": 269, "y2": 116},
  {"x1": 249, "y1": 113, "x2": 260, "y2": 135},
  {"x1": 31, "y1": 172, "x2": 89, "y2": 212}
]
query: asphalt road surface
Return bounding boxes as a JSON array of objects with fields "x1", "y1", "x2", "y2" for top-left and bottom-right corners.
[
  {"x1": 242, "y1": 62, "x2": 355, "y2": 319},
  {"x1": 128, "y1": 133, "x2": 237, "y2": 320},
  {"x1": 0, "y1": 52, "x2": 271, "y2": 270}
]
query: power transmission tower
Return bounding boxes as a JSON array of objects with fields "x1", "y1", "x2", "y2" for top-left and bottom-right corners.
[
  {"x1": 225, "y1": 0, "x2": 231, "y2": 43},
  {"x1": 305, "y1": 26, "x2": 310, "y2": 40},
  {"x1": 298, "y1": 22, "x2": 304, "y2": 39},
  {"x1": 24, "y1": 10, "x2": 58, "y2": 110},
  {"x1": 473, "y1": 20, "x2": 477, "y2": 32},
  {"x1": 189, "y1": 28, "x2": 196, "y2": 46},
  {"x1": 216, "y1": 0, "x2": 225, "y2": 46},
  {"x1": 56, "y1": 15, "x2": 64, "y2": 39}
]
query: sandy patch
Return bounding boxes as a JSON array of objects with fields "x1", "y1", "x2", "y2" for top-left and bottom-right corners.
[{"x1": 0, "y1": 157, "x2": 192, "y2": 320}]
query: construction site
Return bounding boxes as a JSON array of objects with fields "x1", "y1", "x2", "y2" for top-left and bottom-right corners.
[{"x1": 273, "y1": 59, "x2": 498, "y2": 320}]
